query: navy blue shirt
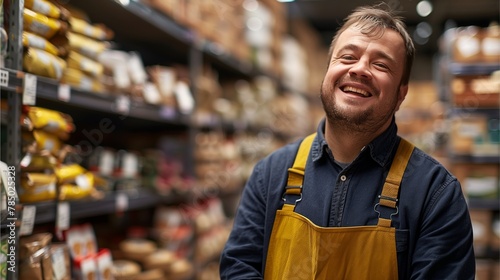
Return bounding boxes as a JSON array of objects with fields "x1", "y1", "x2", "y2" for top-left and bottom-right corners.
[{"x1": 220, "y1": 119, "x2": 475, "y2": 279}]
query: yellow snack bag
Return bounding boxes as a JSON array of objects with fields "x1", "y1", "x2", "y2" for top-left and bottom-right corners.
[
  {"x1": 24, "y1": 0, "x2": 69, "y2": 20},
  {"x1": 68, "y1": 32, "x2": 109, "y2": 60},
  {"x1": 22, "y1": 31, "x2": 59, "y2": 56},
  {"x1": 20, "y1": 173, "x2": 57, "y2": 202},
  {"x1": 69, "y1": 17, "x2": 113, "y2": 41},
  {"x1": 59, "y1": 172, "x2": 95, "y2": 200},
  {"x1": 67, "y1": 51, "x2": 104, "y2": 78},
  {"x1": 26, "y1": 106, "x2": 74, "y2": 138},
  {"x1": 23, "y1": 47, "x2": 67, "y2": 80},
  {"x1": 62, "y1": 68, "x2": 103, "y2": 93},
  {"x1": 23, "y1": 8, "x2": 67, "y2": 39},
  {"x1": 32, "y1": 129, "x2": 63, "y2": 155}
]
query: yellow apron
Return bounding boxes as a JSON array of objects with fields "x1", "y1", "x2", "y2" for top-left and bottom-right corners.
[{"x1": 264, "y1": 134, "x2": 414, "y2": 280}]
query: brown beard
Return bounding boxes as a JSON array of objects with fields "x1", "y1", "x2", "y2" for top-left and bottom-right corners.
[{"x1": 320, "y1": 79, "x2": 398, "y2": 134}]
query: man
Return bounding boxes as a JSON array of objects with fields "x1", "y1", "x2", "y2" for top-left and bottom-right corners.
[{"x1": 220, "y1": 3, "x2": 475, "y2": 279}]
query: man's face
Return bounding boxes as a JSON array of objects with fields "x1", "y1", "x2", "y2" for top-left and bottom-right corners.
[{"x1": 320, "y1": 25, "x2": 408, "y2": 133}]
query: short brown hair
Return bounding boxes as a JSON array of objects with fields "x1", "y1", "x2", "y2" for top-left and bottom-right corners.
[{"x1": 328, "y1": 3, "x2": 415, "y2": 85}]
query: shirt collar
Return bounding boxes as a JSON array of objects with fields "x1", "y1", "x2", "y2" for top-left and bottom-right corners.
[{"x1": 312, "y1": 117, "x2": 399, "y2": 167}]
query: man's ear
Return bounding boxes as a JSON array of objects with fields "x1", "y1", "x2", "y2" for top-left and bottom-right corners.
[{"x1": 395, "y1": 84, "x2": 408, "y2": 111}]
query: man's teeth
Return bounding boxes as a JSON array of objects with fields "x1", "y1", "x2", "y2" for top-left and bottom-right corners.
[{"x1": 343, "y1": 86, "x2": 369, "y2": 97}]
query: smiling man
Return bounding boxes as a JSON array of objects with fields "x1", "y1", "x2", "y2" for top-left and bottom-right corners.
[{"x1": 220, "y1": 3, "x2": 475, "y2": 280}]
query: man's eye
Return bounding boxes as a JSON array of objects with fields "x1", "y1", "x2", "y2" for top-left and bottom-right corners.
[
  {"x1": 340, "y1": 55, "x2": 356, "y2": 61},
  {"x1": 374, "y1": 63, "x2": 388, "y2": 69}
]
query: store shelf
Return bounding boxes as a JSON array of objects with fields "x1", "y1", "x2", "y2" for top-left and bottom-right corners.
[
  {"x1": 449, "y1": 62, "x2": 500, "y2": 76},
  {"x1": 467, "y1": 198, "x2": 500, "y2": 210},
  {"x1": 448, "y1": 153, "x2": 500, "y2": 164},
  {"x1": 23, "y1": 190, "x2": 193, "y2": 225},
  {"x1": 0, "y1": 67, "x2": 191, "y2": 128}
]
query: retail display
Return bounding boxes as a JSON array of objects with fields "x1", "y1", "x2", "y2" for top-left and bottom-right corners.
[
  {"x1": 439, "y1": 23, "x2": 500, "y2": 279},
  {"x1": 3, "y1": 1, "x2": 497, "y2": 279}
]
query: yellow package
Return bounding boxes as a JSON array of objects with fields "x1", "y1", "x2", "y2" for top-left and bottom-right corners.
[
  {"x1": 68, "y1": 32, "x2": 109, "y2": 60},
  {"x1": 23, "y1": 47, "x2": 67, "y2": 80},
  {"x1": 62, "y1": 68, "x2": 103, "y2": 93},
  {"x1": 23, "y1": 31, "x2": 59, "y2": 56},
  {"x1": 59, "y1": 172, "x2": 95, "y2": 200},
  {"x1": 70, "y1": 17, "x2": 113, "y2": 41},
  {"x1": 55, "y1": 164, "x2": 95, "y2": 200},
  {"x1": 20, "y1": 173, "x2": 57, "y2": 203},
  {"x1": 20, "y1": 152, "x2": 57, "y2": 172},
  {"x1": 31, "y1": 129, "x2": 63, "y2": 155},
  {"x1": 54, "y1": 164, "x2": 87, "y2": 183},
  {"x1": 26, "y1": 106, "x2": 74, "y2": 137},
  {"x1": 24, "y1": 0, "x2": 70, "y2": 21},
  {"x1": 23, "y1": 8, "x2": 67, "y2": 39},
  {"x1": 67, "y1": 51, "x2": 104, "y2": 78}
]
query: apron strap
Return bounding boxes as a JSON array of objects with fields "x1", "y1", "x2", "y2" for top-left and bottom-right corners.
[
  {"x1": 376, "y1": 138, "x2": 415, "y2": 227},
  {"x1": 282, "y1": 133, "x2": 316, "y2": 208}
]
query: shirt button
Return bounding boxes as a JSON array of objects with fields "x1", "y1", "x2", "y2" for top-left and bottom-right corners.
[{"x1": 340, "y1": 175, "x2": 347, "y2": 181}]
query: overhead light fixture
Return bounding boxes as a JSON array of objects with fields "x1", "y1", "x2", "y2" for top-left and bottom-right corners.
[
  {"x1": 416, "y1": 1, "x2": 433, "y2": 17},
  {"x1": 277, "y1": 0, "x2": 295, "y2": 2}
]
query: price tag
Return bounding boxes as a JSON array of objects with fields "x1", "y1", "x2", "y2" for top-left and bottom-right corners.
[
  {"x1": 58, "y1": 84, "x2": 71, "y2": 102},
  {"x1": 56, "y1": 202, "x2": 70, "y2": 238},
  {"x1": 115, "y1": 95, "x2": 130, "y2": 115},
  {"x1": 116, "y1": 192, "x2": 129, "y2": 212},
  {"x1": 19, "y1": 205, "x2": 36, "y2": 236},
  {"x1": 22, "y1": 73, "x2": 37, "y2": 105}
]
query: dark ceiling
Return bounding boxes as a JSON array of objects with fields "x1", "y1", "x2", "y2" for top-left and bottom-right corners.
[{"x1": 285, "y1": 0, "x2": 500, "y2": 55}]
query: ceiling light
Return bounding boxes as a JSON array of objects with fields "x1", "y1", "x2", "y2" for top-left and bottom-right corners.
[
  {"x1": 416, "y1": 22, "x2": 433, "y2": 38},
  {"x1": 277, "y1": 0, "x2": 295, "y2": 2},
  {"x1": 416, "y1": 1, "x2": 433, "y2": 17}
]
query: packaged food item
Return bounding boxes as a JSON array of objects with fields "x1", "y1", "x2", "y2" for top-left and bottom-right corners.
[
  {"x1": 67, "y1": 51, "x2": 104, "y2": 78},
  {"x1": 24, "y1": 0, "x2": 71, "y2": 21},
  {"x1": 23, "y1": 47, "x2": 67, "y2": 80},
  {"x1": 73, "y1": 254, "x2": 98, "y2": 280},
  {"x1": 64, "y1": 224, "x2": 98, "y2": 260},
  {"x1": 95, "y1": 249, "x2": 114, "y2": 280},
  {"x1": 61, "y1": 68, "x2": 104, "y2": 93},
  {"x1": 143, "y1": 249, "x2": 176, "y2": 271},
  {"x1": 452, "y1": 26, "x2": 482, "y2": 63},
  {"x1": 49, "y1": 243, "x2": 72, "y2": 280},
  {"x1": 19, "y1": 233, "x2": 54, "y2": 280},
  {"x1": 481, "y1": 23, "x2": 500, "y2": 62},
  {"x1": 20, "y1": 152, "x2": 57, "y2": 172},
  {"x1": 55, "y1": 164, "x2": 95, "y2": 200},
  {"x1": 69, "y1": 17, "x2": 114, "y2": 41},
  {"x1": 68, "y1": 32, "x2": 109, "y2": 60},
  {"x1": 119, "y1": 238, "x2": 157, "y2": 262},
  {"x1": 26, "y1": 129, "x2": 63, "y2": 155},
  {"x1": 20, "y1": 173, "x2": 57, "y2": 202},
  {"x1": 22, "y1": 31, "x2": 60, "y2": 56},
  {"x1": 23, "y1": 8, "x2": 68, "y2": 39},
  {"x1": 24, "y1": 106, "x2": 75, "y2": 140},
  {"x1": 111, "y1": 260, "x2": 141, "y2": 280}
]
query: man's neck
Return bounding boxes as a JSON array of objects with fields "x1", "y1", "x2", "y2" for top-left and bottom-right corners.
[{"x1": 323, "y1": 120, "x2": 385, "y2": 163}]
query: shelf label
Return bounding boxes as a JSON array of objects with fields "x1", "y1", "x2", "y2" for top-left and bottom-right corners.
[
  {"x1": 58, "y1": 84, "x2": 71, "y2": 102},
  {"x1": 116, "y1": 192, "x2": 129, "y2": 213},
  {"x1": 19, "y1": 205, "x2": 37, "y2": 236},
  {"x1": 0, "y1": 69, "x2": 8, "y2": 87},
  {"x1": 56, "y1": 202, "x2": 70, "y2": 239},
  {"x1": 22, "y1": 73, "x2": 38, "y2": 105},
  {"x1": 115, "y1": 95, "x2": 130, "y2": 115}
]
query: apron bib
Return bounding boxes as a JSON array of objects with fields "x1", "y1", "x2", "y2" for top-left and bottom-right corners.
[{"x1": 264, "y1": 134, "x2": 414, "y2": 280}]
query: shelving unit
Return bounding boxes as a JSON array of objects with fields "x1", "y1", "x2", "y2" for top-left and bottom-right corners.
[
  {"x1": 437, "y1": 25, "x2": 500, "y2": 278},
  {"x1": 0, "y1": 0, "x2": 311, "y2": 279}
]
